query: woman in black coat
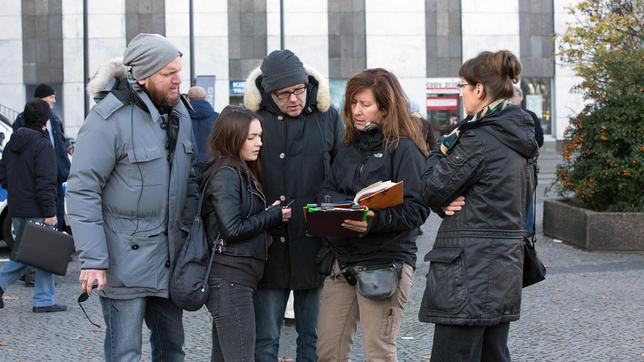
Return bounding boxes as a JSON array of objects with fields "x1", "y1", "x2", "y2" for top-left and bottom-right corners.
[
  {"x1": 316, "y1": 68, "x2": 431, "y2": 361},
  {"x1": 419, "y1": 50, "x2": 538, "y2": 361},
  {"x1": 200, "y1": 106, "x2": 292, "y2": 362}
]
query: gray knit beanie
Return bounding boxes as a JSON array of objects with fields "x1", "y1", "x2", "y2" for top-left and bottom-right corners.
[
  {"x1": 123, "y1": 33, "x2": 182, "y2": 80},
  {"x1": 260, "y1": 49, "x2": 308, "y2": 93}
]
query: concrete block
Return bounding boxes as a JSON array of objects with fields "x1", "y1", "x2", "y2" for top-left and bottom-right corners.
[
  {"x1": 23, "y1": 63, "x2": 37, "y2": 84},
  {"x1": 35, "y1": 0, "x2": 49, "y2": 16},
  {"x1": 544, "y1": 199, "x2": 644, "y2": 251},
  {"x1": 22, "y1": 0, "x2": 36, "y2": 16},
  {"x1": 352, "y1": 0, "x2": 365, "y2": 12},
  {"x1": 448, "y1": 35, "x2": 461, "y2": 58},
  {"x1": 426, "y1": 35, "x2": 437, "y2": 57}
]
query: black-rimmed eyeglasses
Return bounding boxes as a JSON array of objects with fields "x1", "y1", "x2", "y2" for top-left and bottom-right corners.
[
  {"x1": 273, "y1": 85, "x2": 307, "y2": 100},
  {"x1": 456, "y1": 82, "x2": 472, "y2": 92},
  {"x1": 77, "y1": 286, "x2": 101, "y2": 328}
]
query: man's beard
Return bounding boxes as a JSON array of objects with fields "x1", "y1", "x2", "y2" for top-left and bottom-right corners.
[{"x1": 145, "y1": 85, "x2": 180, "y2": 108}]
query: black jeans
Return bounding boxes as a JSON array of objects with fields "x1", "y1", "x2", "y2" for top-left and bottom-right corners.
[
  {"x1": 206, "y1": 276, "x2": 255, "y2": 362},
  {"x1": 430, "y1": 323, "x2": 511, "y2": 362}
]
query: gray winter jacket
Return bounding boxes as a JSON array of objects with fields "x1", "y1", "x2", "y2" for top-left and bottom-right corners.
[{"x1": 66, "y1": 60, "x2": 198, "y2": 299}]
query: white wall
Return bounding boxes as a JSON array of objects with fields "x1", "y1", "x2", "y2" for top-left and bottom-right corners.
[
  {"x1": 165, "y1": 1, "x2": 192, "y2": 96},
  {"x1": 192, "y1": 0, "x2": 229, "y2": 112},
  {"x1": 0, "y1": 0, "x2": 24, "y2": 114},
  {"x1": 365, "y1": 0, "x2": 427, "y2": 116},
  {"x1": 266, "y1": 0, "x2": 329, "y2": 76},
  {"x1": 553, "y1": 0, "x2": 584, "y2": 140},
  {"x1": 62, "y1": 0, "x2": 86, "y2": 137},
  {"x1": 460, "y1": 0, "x2": 520, "y2": 61}
]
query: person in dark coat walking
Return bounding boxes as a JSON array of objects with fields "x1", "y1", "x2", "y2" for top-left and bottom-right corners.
[
  {"x1": 187, "y1": 85, "x2": 219, "y2": 165},
  {"x1": 200, "y1": 106, "x2": 291, "y2": 361},
  {"x1": 13, "y1": 83, "x2": 71, "y2": 233},
  {"x1": 243, "y1": 49, "x2": 344, "y2": 362},
  {"x1": 316, "y1": 68, "x2": 431, "y2": 361},
  {"x1": 419, "y1": 50, "x2": 538, "y2": 361},
  {"x1": 511, "y1": 85, "x2": 543, "y2": 237},
  {"x1": 0, "y1": 98, "x2": 66, "y2": 313}
]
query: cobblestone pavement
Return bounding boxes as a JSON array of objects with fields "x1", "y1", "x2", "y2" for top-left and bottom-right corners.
[{"x1": 1, "y1": 149, "x2": 643, "y2": 361}]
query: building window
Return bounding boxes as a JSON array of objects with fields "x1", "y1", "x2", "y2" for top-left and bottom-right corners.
[
  {"x1": 521, "y1": 78, "x2": 553, "y2": 135},
  {"x1": 329, "y1": 79, "x2": 348, "y2": 112},
  {"x1": 426, "y1": 78, "x2": 461, "y2": 136}
]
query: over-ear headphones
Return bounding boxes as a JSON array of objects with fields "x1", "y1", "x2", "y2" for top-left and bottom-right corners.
[{"x1": 126, "y1": 68, "x2": 137, "y2": 84}]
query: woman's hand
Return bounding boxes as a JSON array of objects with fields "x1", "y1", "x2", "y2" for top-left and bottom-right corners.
[
  {"x1": 44, "y1": 216, "x2": 57, "y2": 226},
  {"x1": 442, "y1": 196, "x2": 465, "y2": 216},
  {"x1": 281, "y1": 206, "x2": 292, "y2": 222},
  {"x1": 272, "y1": 200, "x2": 292, "y2": 222},
  {"x1": 342, "y1": 210, "x2": 375, "y2": 234}
]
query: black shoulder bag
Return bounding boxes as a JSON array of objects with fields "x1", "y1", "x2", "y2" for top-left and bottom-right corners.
[
  {"x1": 523, "y1": 158, "x2": 546, "y2": 287},
  {"x1": 170, "y1": 179, "x2": 218, "y2": 311}
]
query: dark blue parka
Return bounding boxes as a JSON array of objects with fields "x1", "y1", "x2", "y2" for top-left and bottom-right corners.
[{"x1": 188, "y1": 99, "x2": 219, "y2": 163}]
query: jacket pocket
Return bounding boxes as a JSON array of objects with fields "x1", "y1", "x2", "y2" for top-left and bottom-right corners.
[
  {"x1": 112, "y1": 234, "x2": 167, "y2": 289},
  {"x1": 421, "y1": 247, "x2": 468, "y2": 315},
  {"x1": 125, "y1": 147, "x2": 164, "y2": 186}
]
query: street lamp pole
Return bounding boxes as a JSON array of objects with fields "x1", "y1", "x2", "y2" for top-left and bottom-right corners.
[
  {"x1": 189, "y1": 0, "x2": 195, "y2": 85},
  {"x1": 83, "y1": 0, "x2": 89, "y2": 116},
  {"x1": 280, "y1": 0, "x2": 285, "y2": 50}
]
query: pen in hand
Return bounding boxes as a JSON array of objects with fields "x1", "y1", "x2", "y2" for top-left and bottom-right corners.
[{"x1": 283, "y1": 199, "x2": 295, "y2": 209}]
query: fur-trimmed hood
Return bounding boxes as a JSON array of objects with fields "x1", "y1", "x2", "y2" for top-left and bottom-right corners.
[
  {"x1": 86, "y1": 57, "x2": 128, "y2": 101},
  {"x1": 243, "y1": 64, "x2": 331, "y2": 113}
]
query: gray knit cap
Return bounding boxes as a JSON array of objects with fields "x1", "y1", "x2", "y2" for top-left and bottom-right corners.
[
  {"x1": 260, "y1": 49, "x2": 308, "y2": 93},
  {"x1": 123, "y1": 33, "x2": 182, "y2": 80}
]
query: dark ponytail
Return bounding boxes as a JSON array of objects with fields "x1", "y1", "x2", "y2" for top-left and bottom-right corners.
[{"x1": 459, "y1": 50, "x2": 522, "y2": 101}]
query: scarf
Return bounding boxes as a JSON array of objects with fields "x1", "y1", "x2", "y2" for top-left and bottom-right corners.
[{"x1": 439, "y1": 98, "x2": 511, "y2": 155}]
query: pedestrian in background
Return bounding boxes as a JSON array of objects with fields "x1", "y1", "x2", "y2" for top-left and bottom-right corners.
[
  {"x1": 0, "y1": 98, "x2": 65, "y2": 313},
  {"x1": 200, "y1": 105, "x2": 292, "y2": 361},
  {"x1": 410, "y1": 101, "x2": 437, "y2": 151},
  {"x1": 13, "y1": 83, "x2": 71, "y2": 233},
  {"x1": 66, "y1": 33, "x2": 198, "y2": 361},
  {"x1": 316, "y1": 68, "x2": 430, "y2": 361},
  {"x1": 511, "y1": 85, "x2": 543, "y2": 237},
  {"x1": 187, "y1": 85, "x2": 219, "y2": 166},
  {"x1": 244, "y1": 49, "x2": 344, "y2": 362},
  {"x1": 419, "y1": 50, "x2": 538, "y2": 361}
]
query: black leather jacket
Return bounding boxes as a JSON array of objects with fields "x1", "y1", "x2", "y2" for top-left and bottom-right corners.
[
  {"x1": 202, "y1": 163, "x2": 283, "y2": 261},
  {"x1": 419, "y1": 105, "x2": 538, "y2": 326},
  {"x1": 318, "y1": 127, "x2": 430, "y2": 267}
]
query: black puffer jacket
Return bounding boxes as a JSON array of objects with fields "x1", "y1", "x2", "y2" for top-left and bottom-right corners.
[
  {"x1": 418, "y1": 105, "x2": 538, "y2": 326},
  {"x1": 243, "y1": 65, "x2": 344, "y2": 289},
  {"x1": 0, "y1": 127, "x2": 57, "y2": 218},
  {"x1": 318, "y1": 127, "x2": 430, "y2": 267}
]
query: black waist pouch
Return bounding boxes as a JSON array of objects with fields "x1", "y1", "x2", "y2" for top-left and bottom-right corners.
[{"x1": 352, "y1": 262, "x2": 402, "y2": 300}]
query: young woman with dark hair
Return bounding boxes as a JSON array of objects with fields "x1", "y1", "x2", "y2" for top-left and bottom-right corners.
[
  {"x1": 419, "y1": 50, "x2": 539, "y2": 361},
  {"x1": 200, "y1": 105, "x2": 292, "y2": 361},
  {"x1": 316, "y1": 68, "x2": 431, "y2": 361}
]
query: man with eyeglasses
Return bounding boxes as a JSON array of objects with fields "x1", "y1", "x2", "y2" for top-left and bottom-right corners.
[{"x1": 243, "y1": 49, "x2": 344, "y2": 362}]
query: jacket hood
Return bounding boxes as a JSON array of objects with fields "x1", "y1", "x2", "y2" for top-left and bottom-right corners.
[
  {"x1": 189, "y1": 99, "x2": 217, "y2": 121},
  {"x1": 86, "y1": 57, "x2": 193, "y2": 117},
  {"x1": 243, "y1": 64, "x2": 331, "y2": 114},
  {"x1": 485, "y1": 106, "x2": 539, "y2": 159},
  {"x1": 7, "y1": 127, "x2": 46, "y2": 154},
  {"x1": 87, "y1": 57, "x2": 128, "y2": 101}
]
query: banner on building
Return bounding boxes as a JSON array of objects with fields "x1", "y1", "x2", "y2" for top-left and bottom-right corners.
[
  {"x1": 229, "y1": 80, "x2": 246, "y2": 96},
  {"x1": 195, "y1": 75, "x2": 216, "y2": 108},
  {"x1": 426, "y1": 78, "x2": 460, "y2": 95}
]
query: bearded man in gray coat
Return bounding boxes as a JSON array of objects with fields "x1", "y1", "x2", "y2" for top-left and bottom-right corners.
[{"x1": 66, "y1": 33, "x2": 198, "y2": 362}]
